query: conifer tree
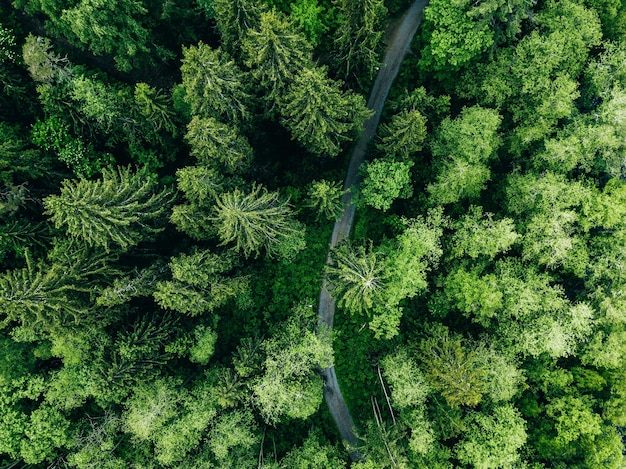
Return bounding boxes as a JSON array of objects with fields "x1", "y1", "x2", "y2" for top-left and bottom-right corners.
[
  {"x1": 307, "y1": 179, "x2": 347, "y2": 221},
  {"x1": 325, "y1": 241, "x2": 386, "y2": 314},
  {"x1": 0, "y1": 245, "x2": 118, "y2": 340},
  {"x1": 281, "y1": 66, "x2": 371, "y2": 157},
  {"x1": 44, "y1": 166, "x2": 174, "y2": 252},
  {"x1": 377, "y1": 108, "x2": 428, "y2": 159},
  {"x1": 185, "y1": 116, "x2": 253, "y2": 173},
  {"x1": 243, "y1": 10, "x2": 313, "y2": 106},
  {"x1": 333, "y1": 0, "x2": 387, "y2": 89},
  {"x1": 211, "y1": 184, "x2": 299, "y2": 258},
  {"x1": 180, "y1": 43, "x2": 251, "y2": 124},
  {"x1": 213, "y1": 0, "x2": 266, "y2": 56}
]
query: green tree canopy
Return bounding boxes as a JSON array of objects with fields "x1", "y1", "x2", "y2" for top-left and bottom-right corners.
[
  {"x1": 44, "y1": 166, "x2": 174, "y2": 252},
  {"x1": 243, "y1": 10, "x2": 313, "y2": 106},
  {"x1": 427, "y1": 106, "x2": 501, "y2": 205},
  {"x1": 180, "y1": 43, "x2": 251, "y2": 124},
  {"x1": 281, "y1": 66, "x2": 372, "y2": 157},
  {"x1": 211, "y1": 183, "x2": 302, "y2": 258}
]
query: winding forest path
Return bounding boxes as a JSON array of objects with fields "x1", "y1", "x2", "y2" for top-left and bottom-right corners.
[{"x1": 318, "y1": 0, "x2": 429, "y2": 458}]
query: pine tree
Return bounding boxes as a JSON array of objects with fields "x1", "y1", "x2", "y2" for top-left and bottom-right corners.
[
  {"x1": 211, "y1": 184, "x2": 299, "y2": 258},
  {"x1": 44, "y1": 166, "x2": 174, "y2": 252},
  {"x1": 243, "y1": 10, "x2": 313, "y2": 106},
  {"x1": 180, "y1": 43, "x2": 251, "y2": 124},
  {"x1": 281, "y1": 66, "x2": 372, "y2": 157}
]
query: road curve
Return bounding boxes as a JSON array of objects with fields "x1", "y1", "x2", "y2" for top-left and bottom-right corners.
[{"x1": 318, "y1": 0, "x2": 430, "y2": 458}]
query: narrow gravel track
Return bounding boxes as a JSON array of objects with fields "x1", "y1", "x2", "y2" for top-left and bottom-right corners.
[{"x1": 317, "y1": 0, "x2": 430, "y2": 458}]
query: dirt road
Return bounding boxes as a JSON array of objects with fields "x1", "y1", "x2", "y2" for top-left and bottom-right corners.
[{"x1": 317, "y1": 0, "x2": 430, "y2": 458}]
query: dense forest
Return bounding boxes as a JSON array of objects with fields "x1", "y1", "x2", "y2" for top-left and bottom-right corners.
[{"x1": 2, "y1": 0, "x2": 626, "y2": 466}]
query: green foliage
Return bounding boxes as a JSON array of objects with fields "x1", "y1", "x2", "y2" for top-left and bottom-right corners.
[
  {"x1": 0, "y1": 246, "x2": 118, "y2": 340},
  {"x1": 211, "y1": 183, "x2": 301, "y2": 258},
  {"x1": 290, "y1": 0, "x2": 330, "y2": 48},
  {"x1": 181, "y1": 43, "x2": 251, "y2": 124},
  {"x1": 253, "y1": 306, "x2": 333, "y2": 424},
  {"x1": 124, "y1": 377, "x2": 182, "y2": 442},
  {"x1": 123, "y1": 376, "x2": 225, "y2": 466},
  {"x1": 0, "y1": 23, "x2": 17, "y2": 63},
  {"x1": 243, "y1": 10, "x2": 313, "y2": 105},
  {"x1": 154, "y1": 249, "x2": 249, "y2": 316},
  {"x1": 359, "y1": 158, "x2": 413, "y2": 211},
  {"x1": 66, "y1": 411, "x2": 126, "y2": 469},
  {"x1": 133, "y1": 83, "x2": 176, "y2": 134},
  {"x1": 382, "y1": 211, "x2": 444, "y2": 306},
  {"x1": 22, "y1": 34, "x2": 72, "y2": 84},
  {"x1": 44, "y1": 166, "x2": 174, "y2": 251},
  {"x1": 21, "y1": 405, "x2": 73, "y2": 464},
  {"x1": 419, "y1": 0, "x2": 494, "y2": 74},
  {"x1": 185, "y1": 116, "x2": 253, "y2": 173},
  {"x1": 451, "y1": 206, "x2": 519, "y2": 260},
  {"x1": 278, "y1": 430, "x2": 347, "y2": 468},
  {"x1": 58, "y1": 0, "x2": 155, "y2": 71},
  {"x1": 281, "y1": 65, "x2": 372, "y2": 156},
  {"x1": 170, "y1": 166, "x2": 223, "y2": 240},
  {"x1": 328, "y1": 212, "x2": 443, "y2": 338},
  {"x1": 326, "y1": 241, "x2": 386, "y2": 315},
  {"x1": 31, "y1": 116, "x2": 109, "y2": 177},
  {"x1": 306, "y1": 179, "x2": 347, "y2": 221},
  {"x1": 583, "y1": 41, "x2": 626, "y2": 102},
  {"x1": 541, "y1": 395, "x2": 603, "y2": 458},
  {"x1": 96, "y1": 263, "x2": 166, "y2": 307},
  {"x1": 189, "y1": 325, "x2": 218, "y2": 364},
  {"x1": 213, "y1": 0, "x2": 266, "y2": 55},
  {"x1": 460, "y1": 0, "x2": 602, "y2": 148},
  {"x1": 381, "y1": 350, "x2": 430, "y2": 410},
  {"x1": 455, "y1": 405, "x2": 527, "y2": 469},
  {"x1": 537, "y1": 87, "x2": 626, "y2": 178},
  {"x1": 377, "y1": 108, "x2": 427, "y2": 159},
  {"x1": 442, "y1": 266, "x2": 503, "y2": 326},
  {"x1": 493, "y1": 260, "x2": 594, "y2": 358},
  {"x1": 0, "y1": 122, "x2": 47, "y2": 183},
  {"x1": 4, "y1": 0, "x2": 626, "y2": 465},
  {"x1": 419, "y1": 324, "x2": 487, "y2": 408},
  {"x1": 332, "y1": 0, "x2": 387, "y2": 89},
  {"x1": 427, "y1": 106, "x2": 501, "y2": 205},
  {"x1": 207, "y1": 409, "x2": 258, "y2": 462}
]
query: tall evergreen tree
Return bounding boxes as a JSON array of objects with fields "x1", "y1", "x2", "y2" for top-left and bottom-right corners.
[
  {"x1": 44, "y1": 166, "x2": 174, "y2": 252},
  {"x1": 185, "y1": 116, "x2": 253, "y2": 173},
  {"x1": 325, "y1": 241, "x2": 386, "y2": 314},
  {"x1": 333, "y1": 0, "x2": 387, "y2": 89},
  {"x1": 213, "y1": 0, "x2": 266, "y2": 56},
  {"x1": 211, "y1": 184, "x2": 300, "y2": 258},
  {"x1": 281, "y1": 66, "x2": 371, "y2": 157},
  {"x1": 180, "y1": 43, "x2": 251, "y2": 125},
  {"x1": 243, "y1": 10, "x2": 313, "y2": 106}
]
